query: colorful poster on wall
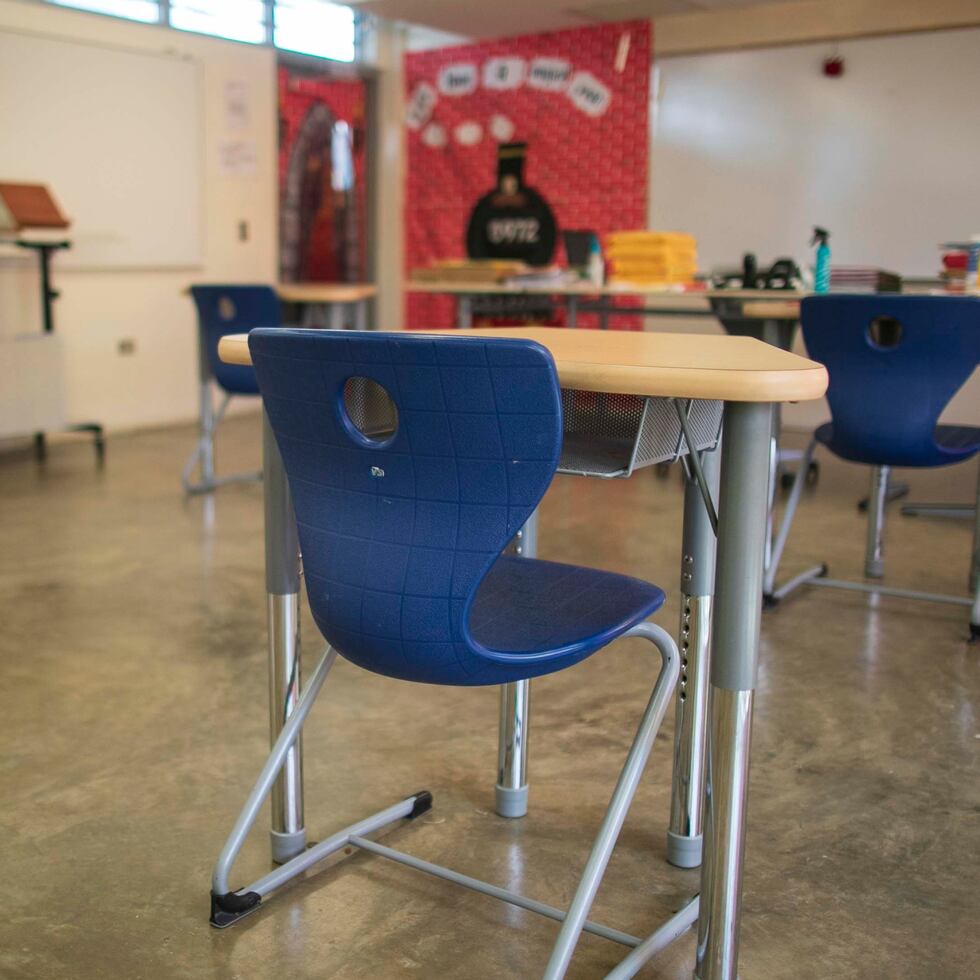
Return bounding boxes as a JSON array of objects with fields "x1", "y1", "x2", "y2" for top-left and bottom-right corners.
[
  {"x1": 278, "y1": 66, "x2": 367, "y2": 283},
  {"x1": 404, "y1": 20, "x2": 650, "y2": 329}
]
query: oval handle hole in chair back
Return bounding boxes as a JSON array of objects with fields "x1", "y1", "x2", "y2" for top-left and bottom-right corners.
[
  {"x1": 341, "y1": 376, "x2": 398, "y2": 446},
  {"x1": 218, "y1": 296, "x2": 237, "y2": 321},
  {"x1": 867, "y1": 315, "x2": 903, "y2": 350}
]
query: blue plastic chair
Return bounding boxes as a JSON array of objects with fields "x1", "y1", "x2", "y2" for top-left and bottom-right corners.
[
  {"x1": 210, "y1": 329, "x2": 684, "y2": 978},
  {"x1": 182, "y1": 285, "x2": 281, "y2": 493},
  {"x1": 765, "y1": 296, "x2": 980, "y2": 630}
]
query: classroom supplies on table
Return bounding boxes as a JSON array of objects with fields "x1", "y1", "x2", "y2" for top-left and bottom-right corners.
[{"x1": 605, "y1": 230, "x2": 697, "y2": 286}]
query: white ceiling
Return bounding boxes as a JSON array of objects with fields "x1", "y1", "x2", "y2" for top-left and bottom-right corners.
[{"x1": 349, "y1": 0, "x2": 807, "y2": 40}]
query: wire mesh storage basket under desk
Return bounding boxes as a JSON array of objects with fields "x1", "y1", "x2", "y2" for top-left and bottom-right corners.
[{"x1": 558, "y1": 390, "x2": 722, "y2": 479}]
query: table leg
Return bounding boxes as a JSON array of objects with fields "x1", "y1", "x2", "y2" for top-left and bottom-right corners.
[
  {"x1": 667, "y1": 444, "x2": 720, "y2": 869},
  {"x1": 458, "y1": 295, "x2": 473, "y2": 330},
  {"x1": 496, "y1": 509, "x2": 537, "y2": 818},
  {"x1": 263, "y1": 411, "x2": 306, "y2": 864},
  {"x1": 971, "y1": 465, "x2": 980, "y2": 636},
  {"x1": 328, "y1": 302, "x2": 344, "y2": 332},
  {"x1": 355, "y1": 298, "x2": 368, "y2": 332},
  {"x1": 567, "y1": 296, "x2": 578, "y2": 330},
  {"x1": 696, "y1": 402, "x2": 772, "y2": 980},
  {"x1": 196, "y1": 348, "x2": 215, "y2": 488},
  {"x1": 764, "y1": 405, "x2": 780, "y2": 577}
]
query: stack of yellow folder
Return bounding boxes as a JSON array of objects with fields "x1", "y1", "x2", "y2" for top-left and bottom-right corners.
[{"x1": 605, "y1": 231, "x2": 697, "y2": 286}]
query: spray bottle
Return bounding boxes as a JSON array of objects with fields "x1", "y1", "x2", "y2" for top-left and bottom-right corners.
[
  {"x1": 586, "y1": 235, "x2": 605, "y2": 287},
  {"x1": 811, "y1": 227, "x2": 831, "y2": 293}
]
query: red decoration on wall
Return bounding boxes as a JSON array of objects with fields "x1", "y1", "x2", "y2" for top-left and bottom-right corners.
[
  {"x1": 404, "y1": 20, "x2": 651, "y2": 330},
  {"x1": 278, "y1": 66, "x2": 367, "y2": 283}
]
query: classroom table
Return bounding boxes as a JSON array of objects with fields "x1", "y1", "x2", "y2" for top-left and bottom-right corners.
[
  {"x1": 278, "y1": 282, "x2": 377, "y2": 331},
  {"x1": 218, "y1": 327, "x2": 827, "y2": 979},
  {"x1": 406, "y1": 279, "x2": 804, "y2": 330}
]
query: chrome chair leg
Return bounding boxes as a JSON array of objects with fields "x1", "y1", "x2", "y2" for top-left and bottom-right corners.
[
  {"x1": 496, "y1": 510, "x2": 538, "y2": 818},
  {"x1": 763, "y1": 438, "x2": 824, "y2": 603},
  {"x1": 865, "y1": 465, "x2": 890, "y2": 578},
  {"x1": 182, "y1": 390, "x2": 261, "y2": 494},
  {"x1": 542, "y1": 621, "x2": 681, "y2": 980}
]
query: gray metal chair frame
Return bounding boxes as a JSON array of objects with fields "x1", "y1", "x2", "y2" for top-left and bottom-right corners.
[
  {"x1": 181, "y1": 332, "x2": 261, "y2": 495},
  {"x1": 763, "y1": 442, "x2": 980, "y2": 636},
  {"x1": 210, "y1": 621, "x2": 700, "y2": 979}
]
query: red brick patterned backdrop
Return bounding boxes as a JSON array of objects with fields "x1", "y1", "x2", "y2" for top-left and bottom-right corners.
[
  {"x1": 278, "y1": 66, "x2": 367, "y2": 282},
  {"x1": 404, "y1": 20, "x2": 651, "y2": 330}
]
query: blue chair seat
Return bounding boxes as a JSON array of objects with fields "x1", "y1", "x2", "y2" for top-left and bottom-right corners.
[
  {"x1": 469, "y1": 555, "x2": 666, "y2": 666},
  {"x1": 815, "y1": 421, "x2": 980, "y2": 468},
  {"x1": 935, "y1": 423, "x2": 980, "y2": 453}
]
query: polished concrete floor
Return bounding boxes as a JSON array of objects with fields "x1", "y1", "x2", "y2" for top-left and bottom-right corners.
[{"x1": 1, "y1": 414, "x2": 978, "y2": 979}]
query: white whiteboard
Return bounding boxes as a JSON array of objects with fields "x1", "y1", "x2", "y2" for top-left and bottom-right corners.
[
  {"x1": 0, "y1": 29, "x2": 203, "y2": 269},
  {"x1": 651, "y1": 28, "x2": 980, "y2": 278}
]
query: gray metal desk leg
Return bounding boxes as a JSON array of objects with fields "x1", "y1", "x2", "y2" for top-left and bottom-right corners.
[
  {"x1": 263, "y1": 412, "x2": 306, "y2": 863},
  {"x1": 696, "y1": 402, "x2": 772, "y2": 980},
  {"x1": 196, "y1": 335, "x2": 215, "y2": 487},
  {"x1": 567, "y1": 295, "x2": 578, "y2": 330},
  {"x1": 458, "y1": 295, "x2": 473, "y2": 330},
  {"x1": 355, "y1": 298, "x2": 368, "y2": 332},
  {"x1": 667, "y1": 444, "x2": 720, "y2": 869},
  {"x1": 972, "y1": 465, "x2": 980, "y2": 635},
  {"x1": 329, "y1": 302, "x2": 344, "y2": 332},
  {"x1": 496, "y1": 509, "x2": 538, "y2": 818}
]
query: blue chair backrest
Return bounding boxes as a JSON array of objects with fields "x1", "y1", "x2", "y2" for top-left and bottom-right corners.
[
  {"x1": 249, "y1": 328, "x2": 563, "y2": 684},
  {"x1": 190, "y1": 285, "x2": 281, "y2": 395},
  {"x1": 801, "y1": 295, "x2": 980, "y2": 466}
]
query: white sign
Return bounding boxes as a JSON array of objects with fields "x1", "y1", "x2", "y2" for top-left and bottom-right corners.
[
  {"x1": 217, "y1": 138, "x2": 258, "y2": 177},
  {"x1": 483, "y1": 57, "x2": 526, "y2": 91},
  {"x1": 487, "y1": 217, "x2": 540, "y2": 245},
  {"x1": 422, "y1": 122, "x2": 447, "y2": 148},
  {"x1": 405, "y1": 82, "x2": 437, "y2": 129},
  {"x1": 438, "y1": 63, "x2": 478, "y2": 96},
  {"x1": 489, "y1": 114, "x2": 515, "y2": 142},
  {"x1": 454, "y1": 121, "x2": 483, "y2": 147},
  {"x1": 528, "y1": 57, "x2": 571, "y2": 92},
  {"x1": 224, "y1": 80, "x2": 250, "y2": 131},
  {"x1": 567, "y1": 71, "x2": 611, "y2": 117}
]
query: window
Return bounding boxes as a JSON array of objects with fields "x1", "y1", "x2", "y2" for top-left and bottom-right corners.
[
  {"x1": 43, "y1": 1, "x2": 357, "y2": 61},
  {"x1": 168, "y1": 0, "x2": 268, "y2": 45},
  {"x1": 274, "y1": 0, "x2": 356, "y2": 62},
  {"x1": 49, "y1": 0, "x2": 160, "y2": 22}
]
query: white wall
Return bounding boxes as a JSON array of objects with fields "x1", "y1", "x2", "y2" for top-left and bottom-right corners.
[
  {"x1": 0, "y1": 0, "x2": 277, "y2": 433},
  {"x1": 648, "y1": 27, "x2": 980, "y2": 427}
]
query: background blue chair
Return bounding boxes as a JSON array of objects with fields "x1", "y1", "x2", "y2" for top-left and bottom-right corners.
[
  {"x1": 209, "y1": 329, "x2": 693, "y2": 978},
  {"x1": 182, "y1": 285, "x2": 281, "y2": 494},
  {"x1": 765, "y1": 295, "x2": 980, "y2": 635}
]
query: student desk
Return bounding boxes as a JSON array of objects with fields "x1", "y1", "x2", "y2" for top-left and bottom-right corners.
[
  {"x1": 277, "y1": 282, "x2": 376, "y2": 331},
  {"x1": 218, "y1": 327, "x2": 826, "y2": 978},
  {"x1": 406, "y1": 279, "x2": 804, "y2": 332}
]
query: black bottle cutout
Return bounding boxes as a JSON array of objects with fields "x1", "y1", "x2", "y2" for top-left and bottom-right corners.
[{"x1": 466, "y1": 142, "x2": 557, "y2": 267}]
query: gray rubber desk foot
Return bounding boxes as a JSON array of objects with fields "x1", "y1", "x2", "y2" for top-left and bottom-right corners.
[
  {"x1": 495, "y1": 784, "x2": 528, "y2": 819},
  {"x1": 270, "y1": 828, "x2": 307, "y2": 864},
  {"x1": 667, "y1": 830, "x2": 702, "y2": 869},
  {"x1": 865, "y1": 561, "x2": 884, "y2": 580}
]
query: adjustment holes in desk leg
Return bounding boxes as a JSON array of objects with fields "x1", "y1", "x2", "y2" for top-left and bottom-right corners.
[
  {"x1": 341, "y1": 377, "x2": 399, "y2": 448},
  {"x1": 867, "y1": 316, "x2": 903, "y2": 350}
]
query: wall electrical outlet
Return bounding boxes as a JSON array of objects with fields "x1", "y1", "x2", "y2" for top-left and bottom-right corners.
[{"x1": 117, "y1": 338, "x2": 137, "y2": 356}]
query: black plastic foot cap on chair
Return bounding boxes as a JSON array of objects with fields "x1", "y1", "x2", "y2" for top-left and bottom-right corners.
[{"x1": 210, "y1": 889, "x2": 261, "y2": 928}]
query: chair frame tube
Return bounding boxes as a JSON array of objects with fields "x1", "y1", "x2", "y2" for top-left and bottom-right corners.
[
  {"x1": 209, "y1": 624, "x2": 693, "y2": 978},
  {"x1": 763, "y1": 443, "x2": 978, "y2": 634}
]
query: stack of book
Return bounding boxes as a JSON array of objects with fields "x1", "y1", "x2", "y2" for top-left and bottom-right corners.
[
  {"x1": 605, "y1": 231, "x2": 697, "y2": 286},
  {"x1": 828, "y1": 267, "x2": 902, "y2": 293}
]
